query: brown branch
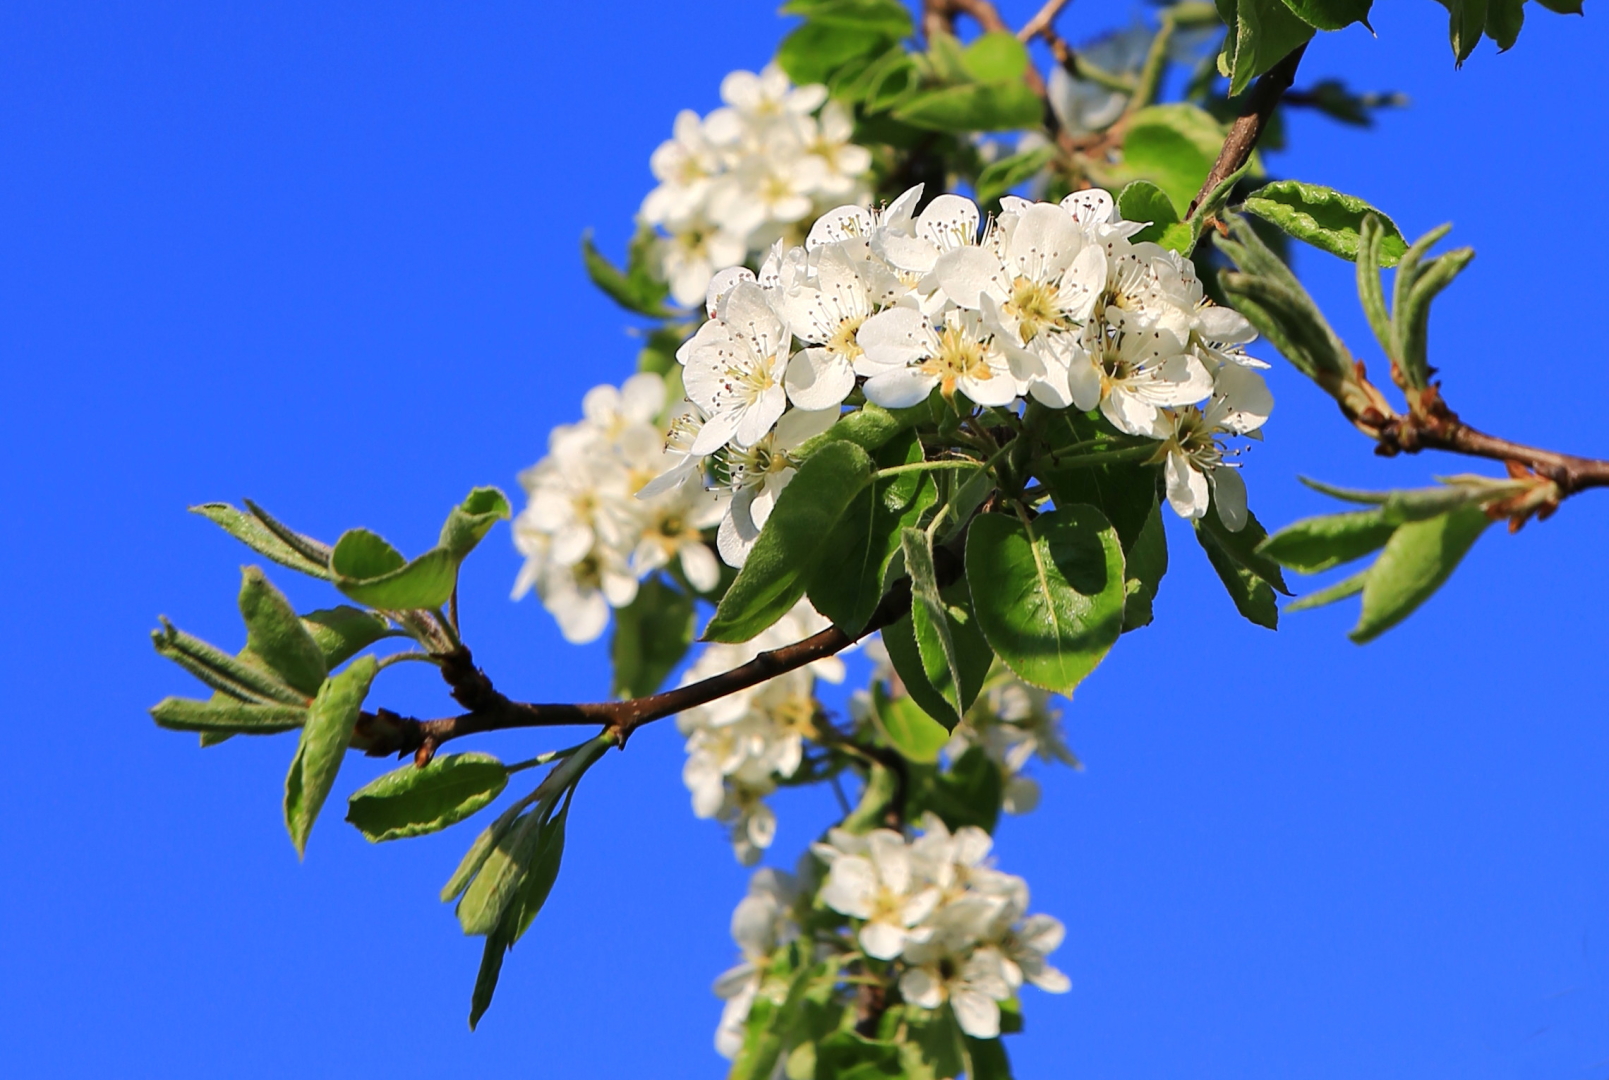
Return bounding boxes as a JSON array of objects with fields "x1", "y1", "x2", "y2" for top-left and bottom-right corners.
[
  {"x1": 355, "y1": 580, "x2": 919, "y2": 764},
  {"x1": 1187, "y1": 44, "x2": 1307, "y2": 217},
  {"x1": 1018, "y1": 0, "x2": 1074, "y2": 42}
]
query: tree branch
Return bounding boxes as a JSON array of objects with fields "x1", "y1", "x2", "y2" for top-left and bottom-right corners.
[
  {"x1": 355, "y1": 580, "x2": 919, "y2": 765},
  {"x1": 1187, "y1": 44, "x2": 1307, "y2": 217},
  {"x1": 1017, "y1": 0, "x2": 1074, "y2": 42}
]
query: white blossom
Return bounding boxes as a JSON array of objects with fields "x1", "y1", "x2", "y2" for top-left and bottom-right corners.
[{"x1": 713, "y1": 869, "x2": 801, "y2": 1058}]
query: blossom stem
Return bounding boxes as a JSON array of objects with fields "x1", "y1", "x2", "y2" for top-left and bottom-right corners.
[
  {"x1": 874, "y1": 459, "x2": 984, "y2": 480},
  {"x1": 375, "y1": 651, "x2": 441, "y2": 671},
  {"x1": 1050, "y1": 443, "x2": 1159, "y2": 468}
]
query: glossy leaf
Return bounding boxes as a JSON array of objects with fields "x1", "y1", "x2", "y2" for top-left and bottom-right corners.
[
  {"x1": 975, "y1": 145, "x2": 1056, "y2": 206},
  {"x1": 150, "y1": 696, "x2": 306, "y2": 734},
  {"x1": 807, "y1": 429, "x2": 936, "y2": 634},
  {"x1": 965, "y1": 507, "x2": 1126, "y2": 694},
  {"x1": 1117, "y1": 180, "x2": 1192, "y2": 253},
  {"x1": 871, "y1": 684, "x2": 950, "y2": 764},
  {"x1": 238, "y1": 566, "x2": 327, "y2": 696},
  {"x1": 284, "y1": 655, "x2": 378, "y2": 858},
  {"x1": 705, "y1": 441, "x2": 875, "y2": 643},
  {"x1": 1278, "y1": 0, "x2": 1373, "y2": 29},
  {"x1": 1241, "y1": 180, "x2": 1408, "y2": 265},
  {"x1": 1122, "y1": 500, "x2": 1169, "y2": 631},
  {"x1": 346, "y1": 752, "x2": 509, "y2": 842},
  {"x1": 1193, "y1": 510, "x2": 1289, "y2": 629},
  {"x1": 1351, "y1": 504, "x2": 1489, "y2": 642},
  {"x1": 611, "y1": 575, "x2": 695, "y2": 698}
]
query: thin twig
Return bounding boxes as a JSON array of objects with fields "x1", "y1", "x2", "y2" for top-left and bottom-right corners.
[
  {"x1": 1187, "y1": 44, "x2": 1307, "y2": 217},
  {"x1": 1018, "y1": 0, "x2": 1073, "y2": 42}
]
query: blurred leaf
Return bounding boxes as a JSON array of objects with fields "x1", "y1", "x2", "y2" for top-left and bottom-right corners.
[
  {"x1": 346, "y1": 752, "x2": 509, "y2": 842},
  {"x1": 778, "y1": 20, "x2": 889, "y2": 85},
  {"x1": 580, "y1": 229, "x2": 674, "y2": 318},
  {"x1": 284, "y1": 655, "x2": 378, "y2": 858},
  {"x1": 781, "y1": 0, "x2": 913, "y2": 37},
  {"x1": 906, "y1": 747, "x2": 1003, "y2": 834},
  {"x1": 1259, "y1": 509, "x2": 1396, "y2": 572},
  {"x1": 872, "y1": 684, "x2": 950, "y2": 764},
  {"x1": 238, "y1": 566, "x2": 327, "y2": 696},
  {"x1": 611, "y1": 575, "x2": 695, "y2": 698},
  {"x1": 1240, "y1": 180, "x2": 1407, "y2": 265},
  {"x1": 1120, "y1": 103, "x2": 1227, "y2": 212},
  {"x1": 893, "y1": 81, "x2": 1043, "y2": 132},
  {"x1": 1351, "y1": 504, "x2": 1489, "y2": 642},
  {"x1": 975, "y1": 145, "x2": 1056, "y2": 206},
  {"x1": 706, "y1": 441, "x2": 875, "y2": 643},
  {"x1": 961, "y1": 31, "x2": 1029, "y2": 81},
  {"x1": 966, "y1": 507, "x2": 1125, "y2": 694}
]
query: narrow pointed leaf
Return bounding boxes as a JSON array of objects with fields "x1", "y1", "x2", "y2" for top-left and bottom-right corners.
[
  {"x1": 190, "y1": 502, "x2": 331, "y2": 579},
  {"x1": 1351, "y1": 505, "x2": 1489, "y2": 642},
  {"x1": 456, "y1": 810, "x2": 547, "y2": 936},
  {"x1": 1258, "y1": 509, "x2": 1397, "y2": 572},
  {"x1": 150, "y1": 696, "x2": 307, "y2": 734},
  {"x1": 152, "y1": 619, "x2": 307, "y2": 705},
  {"x1": 1285, "y1": 568, "x2": 1369, "y2": 612},
  {"x1": 238, "y1": 567, "x2": 327, "y2": 696}
]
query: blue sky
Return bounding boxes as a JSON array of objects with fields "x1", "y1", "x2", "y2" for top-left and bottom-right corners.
[{"x1": 3, "y1": 2, "x2": 1607, "y2": 1077}]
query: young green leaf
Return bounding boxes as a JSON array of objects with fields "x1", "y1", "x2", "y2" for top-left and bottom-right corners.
[
  {"x1": 705, "y1": 441, "x2": 876, "y2": 643},
  {"x1": 238, "y1": 566, "x2": 327, "y2": 696},
  {"x1": 1192, "y1": 510, "x2": 1289, "y2": 629},
  {"x1": 438, "y1": 486, "x2": 512, "y2": 559},
  {"x1": 611, "y1": 575, "x2": 695, "y2": 699},
  {"x1": 284, "y1": 654, "x2": 378, "y2": 858},
  {"x1": 467, "y1": 802, "x2": 570, "y2": 1029},
  {"x1": 781, "y1": 0, "x2": 914, "y2": 37},
  {"x1": 961, "y1": 31, "x2": 1029, "y2": 81},
  {"x1": 1240, "y1": 180, "x2": 1408, "y2": 265},
  {"x1": 301, "y1": 606, "x2": 395, "y2": 669},
  {"x1": 152, "y1": 618, "x2": 308, "y2": 706},
  {"x1": 1351, "y1": 504, "x2": 1489, "y2": 642},
  {"x1": 190, "y1": 502, "x2": 331, "y2": 579},
  {"x1": 579, "y1": 230, "x2": 673, "y2": 318},
  {"x1": 455, "y1": 808, "x2": 547, "y2": 936},
  {"x1": 1218, "y1": 0, "x2": 1316, "y2": 96},
  {"x1": 1258, "y1": 509, "x2": 1397, "y2": 573},
  {"x1": 1436, "y1": 0, "x2": 1490, "y2": 65},
  {"x1": 1116, "y1": 180, "x2": 1191, "y2": 252},
  {"x1": 150, "y1": 696, "x2": 307, "y2": 734},
  {"x1": 330, "y1": 529, "x2": 458, "y2": 611},
  {"x1": 346, "y1": 752, "x2": 509, "y2": 842},
  {"x1": 975, "y1": 145, "x2": 1056, "y2": 206},
  {"x1": 904, "y1": 747, "x2": 1003, "y2": 834},
  {"x1": 1285, "y1": 567, "x2": 1369, "y2": 612},
  {"x1": 442, "y1": 799, "x2": 529, "y2": 903},
  {"x1": 965, "y1": 507, "x2": 1126, "y2": 694}
]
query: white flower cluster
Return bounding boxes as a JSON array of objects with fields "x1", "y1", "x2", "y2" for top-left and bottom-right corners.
[
  {"x1": 641, "y1": 63, "x2": 873, "y2": 308},
  {"x1": 712, "y1": 868, "x2": 802, "y2": 1059},
  {"x1": 511, "y1": 372, "x2": 724, "y2": 644},
  {"x1": 649, "y1": 183, "x2": 1274, "y2": 573},
  {"x1": 677, "y1": 599, "x2": 844, "y2": 865},
  {"x1": 813, "y1": 813, "x2": 1069, "y2": 1040}
]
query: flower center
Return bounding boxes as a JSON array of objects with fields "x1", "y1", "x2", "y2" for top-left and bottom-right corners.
[
  {"x1": 1005, "y1": 276, "x2": 1064, "y2": 343},
  {"x1": 828, "y1": 315, "x2": 866, "y2": 359},
  {"x1": 922, "y1": 327, "x2": 993, "y2": 395}
]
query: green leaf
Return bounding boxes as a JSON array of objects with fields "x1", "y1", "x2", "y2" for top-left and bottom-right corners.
[
  {"x1": 965, "y1": 507, "x2": 1126, "y2": 694},
  {"x1": 1193, "y1": 510, "x2": 1289, "y2": 628},
  {"x1": 1259, "y1": 509, "x2": 1397, "y2": 572},
  {"x1": 580, "y1": 229, "x2": 673, "y2": 318},
  {"x1": 1285, "y1": 567, "x2": 1368, "y2": 611},
  {"x1": 301, "y1": 606, "x2": 395, "y2": 669},
  {"x1": 1219, "y1": 0, "x2": 1316, "y2": 96},
  {"x1": 1277, "y1": 0, "x2": 1373, "y2": 30},
  {"x1": 1436, "y1": 0, "x2": 1490, "y2": 64},
  {"x1": 1116, "y1": 180, "x2": 1192, "y2": 253},
  {"x1": 1351, "y1": 504, "x2": 1489, "y2": 642},
  {"x1": 1120, "y1": 103, "x2": 1229, "y2": 212},
  {"x1": 150, "y1": 696, "x2": 307, "y2": 734},
  {"x1": 815, "y1": 1031, "x2": 904, "y2": 1079},
  {"x1": 238, "y1": 566, "x2": 327, "y2": 696},
  {"x1": 345, "y1": 752, "x2": 509, "y2": 842},
  {"x1": 797, "y1": 400, "x2": 928, "y2": 459},
  {"x1": 890, "y1": 543, "x2": 995, "y2": 729},
  {"x1": 636, "y1": 323, "x2": 690, "y2": 376},
  {"x1": 807, "y1": 429, "x2": 937, "y2": 634},
  {"x1": 610, "y1": 575, "x2": 695, "y2": 698},
  {"x1": 1038, "y1": 417, "x2": 1159, "y2": 551},
  {"x1": 1122, "y1": 499, "x2": 1169, "y2": 631},
  {"x1": 705, "y1": 441, "x2": 876, "y2": 643},
  {"x1": 1299, "y1": 477, "x2": 1495, "y2": 523},
  {"x1": 975, "y1": 145, "x2": 1057, "y2": 206},
  {"x1": 777, "y1": 20, "x2": 889, "y2": 85},
  {"x1": 1484, "y1": 0, "x2": 1524, "y2": 48},
  {"x1": 965, "y1": 1033, "x2": 1013, "y2": 1080},
  {"x1": 961, "y1": 31, "x2": 1029, "y2": 81},
  {"x1": 870, "y1": 684, "x2": 951, "y2": 764},
  {"x1": 455, "y1": 807, "x2": 547, "y2": 936},
  {"x1": 442, "y1": 800, "x2": 528, "y2": 902},
  {"x1": 284, "y1": 655, "x2": 378, "y2": 858},
  {"x1": 729, "y1": 952, "x2": 834, "y2": 1080},
  {"x1": 190, "y1": 502, "x2": 331, "y2": 579},
  {"x1": 903, "y1": 528, "x2": 965, "y2": 709},
  {"x1": 330, "y1": 529, "x2": 457, "y2": 611},
  {"x1": 906, "y1": 747, "x2": 1003, "y2": 834},
  {"x1": 1240, "y1": 180, "x2": 1408, "y2": 265},
  {"x1": 152, "y1": 618, "x2": 308, "y2": 706},
  {"x1": 439, "y1": 486, "x2": 512, "y2": 559},
  {"x1": 781, "y1": 0, "x2": 913, "y2": 38},
  {"x1": 1535, "y1": 0, "x2": 1582, "y2": 13},
  {"x1": 468, "y1": 801, "x2": 571, "y2": 1029},
  {"x1": 893, "y1": 81, "x2": 1044, "y2": 133}
]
